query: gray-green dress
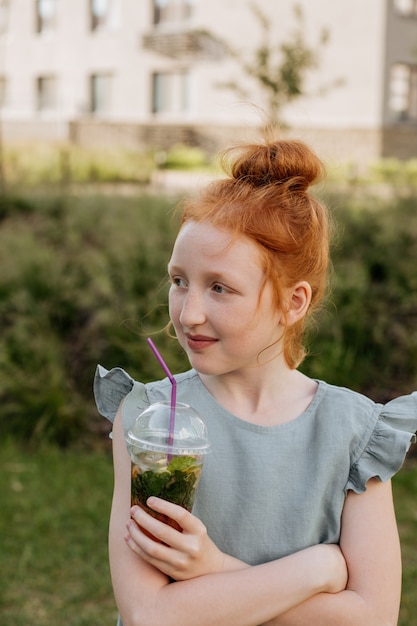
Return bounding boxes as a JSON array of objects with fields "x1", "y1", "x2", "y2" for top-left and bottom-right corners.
[{"x1": 94, "y1": 365, "x2": 417, "y2": 623}]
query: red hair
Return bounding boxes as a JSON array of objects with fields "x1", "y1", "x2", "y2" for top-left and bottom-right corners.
[{"x1": 179, "y1": 138, "x2": 330, "y2": 368}]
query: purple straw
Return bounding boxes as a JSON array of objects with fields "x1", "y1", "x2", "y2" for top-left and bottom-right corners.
[{"x1": 147, "y1": 338, "x2": 176, "y2": 455}]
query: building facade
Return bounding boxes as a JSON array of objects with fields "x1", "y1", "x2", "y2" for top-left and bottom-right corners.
[{"x1": 0, "y1": 0, "x2": 416, "y2": 163}]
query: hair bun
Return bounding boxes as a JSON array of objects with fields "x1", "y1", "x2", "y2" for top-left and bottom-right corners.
[{"x1": 227, "y1": 139, "x2": 324, "y2": 191}]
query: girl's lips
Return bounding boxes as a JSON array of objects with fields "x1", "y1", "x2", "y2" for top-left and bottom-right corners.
[{"x1": 186, "y1": 334, "x2": 218, "y2": 351}]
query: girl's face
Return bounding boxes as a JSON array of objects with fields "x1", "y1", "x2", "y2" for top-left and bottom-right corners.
[{"x1": 168, "y1": 221, "x2": 285, "y2": 377}]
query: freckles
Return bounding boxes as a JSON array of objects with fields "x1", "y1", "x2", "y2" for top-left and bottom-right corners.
[
  {"x1": 168, "y1": 295, "x2": 179, "y2": 319},
  {"x1": 168, "y1": 300, "x2": 184, "y2": 333}
]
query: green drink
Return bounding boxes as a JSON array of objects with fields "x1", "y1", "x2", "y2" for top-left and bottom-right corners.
[{"x1": 126, "y1": 401, "x2": 210, "y2": 535}]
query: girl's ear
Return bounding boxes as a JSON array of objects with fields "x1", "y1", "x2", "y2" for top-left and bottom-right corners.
[{"x1": 282, "y1": 281, "x2": 312, "y2": 327}]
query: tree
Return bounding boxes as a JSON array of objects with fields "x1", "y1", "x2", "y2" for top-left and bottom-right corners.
[{"x1": 218, "y1": 2, "x2": 341, "y2": 125}]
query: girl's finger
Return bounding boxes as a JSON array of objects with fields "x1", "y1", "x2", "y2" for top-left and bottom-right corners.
[
  {"x1": 129, "y1": 504, "x2": 187, "y2": 549},
  {"x1": 144, "y1": 497, "x2": 199, "y2": 532},
  {"x1": 126, "y1": 515, "x2": 192, "y2": 578}
]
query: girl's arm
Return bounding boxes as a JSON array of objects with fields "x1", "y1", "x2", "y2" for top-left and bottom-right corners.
[
  {"x1": 109, "y1": 404, "x2": 347, "y2": 626},
  {"x1": 262, "y1": 478, "x2": 402, "y2": 626}
]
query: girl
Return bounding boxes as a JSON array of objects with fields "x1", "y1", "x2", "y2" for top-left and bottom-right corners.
[{"x1": 95, "y1": 137, "x2": 417, "y2": 626}]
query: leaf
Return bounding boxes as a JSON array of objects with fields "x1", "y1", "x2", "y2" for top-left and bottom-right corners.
[
  {"x1": 167, "y1": 455, "x2": 199, "y2": 472},
  {"x1": 131, "y1": 457, "x2": 202, "y2": 510}
]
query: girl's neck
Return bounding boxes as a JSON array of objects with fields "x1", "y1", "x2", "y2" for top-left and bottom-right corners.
[{"x1": 199, "y1": 365, "x2": 318, "y2": 427}]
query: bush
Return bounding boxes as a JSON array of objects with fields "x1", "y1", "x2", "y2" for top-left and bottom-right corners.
[
  {"x1": 370, "y1": 158, "x2": 417, "y2": 186},
  {"x1": 1, "y1": 186, "x2": 416, "y2": 446},
  {"x1": 160, "y1": 144, "x2": 209, "y2": 170},
  {"x1": 302, "y1": 192, "x2": 417, "y2": 401},
  {"x1": 0, "y1": 191, "x2": 186, "y2": 446},
  {"x1": 3, "y1": 144, "x2": 155, "y2": 186}
]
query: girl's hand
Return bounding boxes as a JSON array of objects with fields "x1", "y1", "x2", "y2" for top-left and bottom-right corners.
[{"x1": 125, "y1": 497, "x2": 230, "y2": 581}]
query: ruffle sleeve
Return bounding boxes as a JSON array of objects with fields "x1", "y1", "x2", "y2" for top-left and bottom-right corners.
[
  {"x1": 93, "y1": 364, "x2": 135, "y2": 423},
  {"x1": 346, "y1": 392, "x2": 417, "y2": 493}
]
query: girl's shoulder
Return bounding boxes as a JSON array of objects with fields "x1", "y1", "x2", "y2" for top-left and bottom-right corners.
[
  {"x1": 316, "y1": 381, "x2": 417, "y2": 492},
  {"x1": 93, "y1": 364, "x2": 200, "y2": 434}
]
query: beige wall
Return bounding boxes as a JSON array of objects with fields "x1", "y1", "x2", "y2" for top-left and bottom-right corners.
[
  {"x1": 1, "y1": 0, "x2": 417, "y2": 162},
  {"x1": 192, "y1": 0, "x2": 388, "y2": 128},
  {"x1": 67, "y1": 120, "x2": 389, "y2": 166}
]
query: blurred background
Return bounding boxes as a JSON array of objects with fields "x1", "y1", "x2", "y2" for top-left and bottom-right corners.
[{"x1": 0, "y1": 1, "x2": 416, "y2": 624}]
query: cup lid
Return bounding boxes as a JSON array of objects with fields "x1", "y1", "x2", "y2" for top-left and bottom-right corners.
[{"x1": 126, "y1": 401, "x2": 211, "y2": 455}]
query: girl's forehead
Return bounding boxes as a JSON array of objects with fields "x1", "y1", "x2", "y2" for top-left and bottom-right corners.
[{"x1": 173, "y1": 221, "x2": 255, "y2": 257}]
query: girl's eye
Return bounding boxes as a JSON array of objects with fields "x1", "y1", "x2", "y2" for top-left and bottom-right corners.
[
  {"x1": 212, "y1": 284, "x2": 227, "y2": 294},
  {"x1": 171, "y1": 276, "x2": 187, "y2": 288}
]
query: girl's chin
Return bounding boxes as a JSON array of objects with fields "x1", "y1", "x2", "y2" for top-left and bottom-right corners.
[
  {"x1": 186, "y1": 355, "x2": 237, "y2": 378},
  {"x1": 185, "y1": 353, "x2": 221, "y2": 375},
  {"x1": 188, "y1": 361, "x2": 217, "y2": 375}
]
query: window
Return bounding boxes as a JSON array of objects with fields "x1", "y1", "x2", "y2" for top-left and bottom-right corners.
[
  {"x1": 152, "y1": 70, "x2": 190, "y2": 114},
  {"x1": 90, "y1": 73, "x2": 112, "y2": 114},
  {"x1": 394, "y1": 0, "x2": 417, "y2": 16},
  {"x1": 389, "y1": 63, "x2": 417, "y2": 121},
  {"x1": 0, "y1": 0, "x2": 11, "y2": 34},
  {"x1": 0, "y1": 76, "x2": 7, "y2": 108},
  {"x1": 36, "y1": 75, "x2": 57, "y2": 111},
  {"x1": 36, "y1": 0, "x2": 57, "y2": 34},
  {"x1": 153, "y1": 0, "x2": 195, "y2": 25},
  {"x1": 91, "y1": 0, "x2": 111, "y2": 31}
]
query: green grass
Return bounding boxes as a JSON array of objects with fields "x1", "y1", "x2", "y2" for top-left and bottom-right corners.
[
  {"x1": 393, "y1": 457, "x2": 417, "y2": 626},
  {"x1": 1, "y1": 441, "x2": 416, "y2": 625},
  {"x1": 0, "y1": 441, "x2": 118, "y2": 626}
]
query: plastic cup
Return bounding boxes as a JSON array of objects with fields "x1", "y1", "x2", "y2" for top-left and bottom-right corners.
[{"x1": 126, "y1": 401, "x2": 210, "y2": 535}]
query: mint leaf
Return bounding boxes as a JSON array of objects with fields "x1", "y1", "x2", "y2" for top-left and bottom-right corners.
[
  {"x1": 131, "y1": 457, "x2": 202, "y2": 511},
  {"x1": 167, "y1": 456, "x2": 198, "y2": 472}
]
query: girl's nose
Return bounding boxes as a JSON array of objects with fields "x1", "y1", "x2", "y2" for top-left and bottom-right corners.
[{"x1": 178, "y1": 291, "x2": 206, "y2": 328}]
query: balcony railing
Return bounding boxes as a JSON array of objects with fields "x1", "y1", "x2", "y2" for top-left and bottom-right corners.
[{"x1": 142, "y1": 29, "x2": 226, "y2": 60}]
